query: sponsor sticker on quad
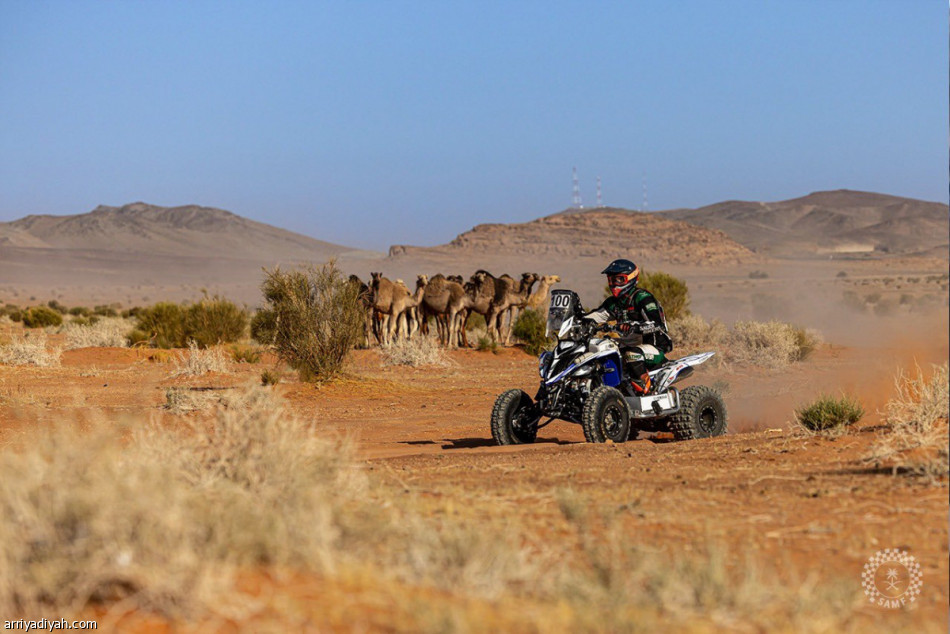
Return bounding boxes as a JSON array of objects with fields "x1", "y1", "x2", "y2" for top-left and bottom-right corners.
[{"x1": 861, "y1": 549, "x2": 922, "y2": 608}]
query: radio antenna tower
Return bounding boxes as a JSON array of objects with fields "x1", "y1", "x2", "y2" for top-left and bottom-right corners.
[
  {"x1": 572, "y1": 167, "x2": 583, "y2": 208},
  {"x1": 641, "y1": 173, "x2": 648, "y2": 212},
  {"x1": 596, "y1": 176, "x2": 603, "y2": 207}
]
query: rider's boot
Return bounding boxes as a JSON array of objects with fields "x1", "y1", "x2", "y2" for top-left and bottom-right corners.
[{"x1": 631, "y1": 372, "x2": 651, "y2": 395}]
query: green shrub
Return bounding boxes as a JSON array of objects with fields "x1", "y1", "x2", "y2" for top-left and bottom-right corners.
[
  {"x1": 68, "y1": 306, "x2": 91, "y2": 317},
  {"x1": 121, "y1": 306, "x2": 143, "y2": 319},
  {"x1": 254, "y1": 261, "x2": 364, "y2": 383},
  {"x1": 795, "y1": 395, "x2": 864, "y2": 433},
  {"x1": 511, "y1": 308, "x2": 552, "y2": 356},
  {"x1": 184, "y1": 296, "x2": 248, "y2": 348},
  {"x1": 231, "y1": 345, "x2": 261, "y2": 364},
  {"x1": 133, "y1": 302, "x2": 186, "y2": 348},
  {"x1": 261, "y1": 369, "x2": 281, "y2": 386},
  {"x1": 639, "y1": 271, "x2": 690, "y2": 321},
  {"x1": 47, "y1": 299, "x2": 68, "y2": 314},
  {"x1": 477, "y1": 335, "x2": 499, "y2": 353},
  {"x1": 22, "y1": 306, "x2": 64, "y2": 328},
  {"x1": 465, "y1": 312, "x2": 487, "y2": 331},
  {"x1": 94, "y1": 304, "x2": 120, "y2": 317}
]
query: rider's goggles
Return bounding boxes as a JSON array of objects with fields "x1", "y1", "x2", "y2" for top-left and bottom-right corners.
[{"x1": 607, "y1": 273, "x2": 632, "y2": 287}]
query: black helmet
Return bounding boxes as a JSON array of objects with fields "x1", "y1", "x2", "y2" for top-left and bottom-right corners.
[{"x1": 601, "y1": 259, "x2": 640, "y2": 297}]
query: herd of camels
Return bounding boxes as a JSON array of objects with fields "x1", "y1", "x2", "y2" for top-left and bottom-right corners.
[{"x1": 349, "y1": 270, "x2": 561, "y2": 349}]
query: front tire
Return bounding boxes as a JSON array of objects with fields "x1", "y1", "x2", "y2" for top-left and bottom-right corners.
[
  {"x1": 670, "y1": 385, "x2": 728, "y2": 440},
  {"x1": 491, "y1": 389, "x2": 539, "y2": 445},
  {"x1": 582, "y1": 386, "x2": 631, "y2": 443}
]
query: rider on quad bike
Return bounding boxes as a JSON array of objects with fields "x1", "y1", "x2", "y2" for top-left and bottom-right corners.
[{"x1": 582, "y1": 258, "x2": 673, "y2": 395}]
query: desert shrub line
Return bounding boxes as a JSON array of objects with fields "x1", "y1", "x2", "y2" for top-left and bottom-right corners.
[{"x1": 254, "y1": 260, "x2": 364, "y2": 382}]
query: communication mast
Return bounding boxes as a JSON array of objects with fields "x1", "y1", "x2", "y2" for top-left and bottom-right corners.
[
  {"x1": 596, "y1": 176, "x2": 603, "y2": 207},
  {"x1": 641, "y1": 173, "x2": 648, "y2": 212},
  {"x1": 572, "y1": 167, "x2": 583, "y2": 209}
]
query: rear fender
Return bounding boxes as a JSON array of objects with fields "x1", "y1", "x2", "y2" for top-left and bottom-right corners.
[{"x1": 652, "y1": 352, "x2": 716, "y2": 394}]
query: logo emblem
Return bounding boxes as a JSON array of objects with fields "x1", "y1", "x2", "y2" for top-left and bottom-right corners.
[{"x1": 861, "y1": 549, "x2": 922, "y2": 608}]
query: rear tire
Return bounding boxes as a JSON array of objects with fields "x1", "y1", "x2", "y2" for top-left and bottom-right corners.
[
  {"x1": 491, "y1": 389, "x2": 539, "y2": 445},
  {"x1": 582, "y1": 386, "x2": 630, "y2": 443},
  {"x1": 670, "y1": 385, "x2": 728, "y2": 440}
]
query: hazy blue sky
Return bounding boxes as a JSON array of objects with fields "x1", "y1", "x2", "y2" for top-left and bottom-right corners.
[{"x1": 1, "y1": 1, "x2": 946, "y2": 251}]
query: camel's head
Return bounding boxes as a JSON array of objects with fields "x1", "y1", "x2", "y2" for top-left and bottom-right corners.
[
  {"x1": 521, "y1": 272, "x2": 540, "y2": 286},
  {"x1": 370, "y1": 271, "x2": 382, "y2": 283},
  {"x1": 416, "y1": 274, "x2": 428, "y2": 287},
  {"x1": 546, "y1": 275, "x2": 561, "y2": 284}
]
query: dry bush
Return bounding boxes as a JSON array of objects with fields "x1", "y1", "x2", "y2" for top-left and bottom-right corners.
[
  {"x1": 668, "y1": 313, "x2": 727, "y2": 352},
  {"x1": 865, "y1": 363, "x2": 949, "y2": 479},
  {"x1": 795, "y1": 395, "x2": 864, "y2": 436},
  {"x1": 380, "y1": 336, "x2": 450, "y2": 367},
  {"x1": 62, "y1": 317, "x2": 132, "y2": 349},
  {"x1": 551, "y1": 495, "x2": 857, "y2": 632},
  {"x1": 163, "y1": 388, "x2": 222, "y2": 414},
  {"x1": 726, "y1": 320, "x2": 820, "y2": 369},
  {"x1": 169, "y1": 341, "x2": 230, "y2": 378},
  {"x1": 0, "y1": 385, "x2": 365, "y2": 616},
  {"x1": 254, "y1": 261, "x2": 364, "y2": 382},
  {"x1": 0, "y1": 332, "x2": 60, "y2": 367}
]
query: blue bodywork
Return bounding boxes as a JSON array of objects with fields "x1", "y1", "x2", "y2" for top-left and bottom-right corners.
[{"x1": 602, "y1": 357, "x2": 622, "y2": 387}]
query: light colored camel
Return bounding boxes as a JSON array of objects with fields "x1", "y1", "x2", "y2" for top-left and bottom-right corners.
[
  {"x1": 371, "y1": 273, "x2": 419, "y2": 345},
  {"x1": 420, "y1": 274, "x2": 469, "y2": 348},
  {"x1": 487, "y1": 272, "x2": 539, "y2": 345},
  {"x1": 522, "y1": 274, "x2": 561, "y2": 321}
]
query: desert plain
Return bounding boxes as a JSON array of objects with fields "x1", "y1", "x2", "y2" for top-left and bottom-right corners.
[{"x1": 0, "y1": 190, "x2": 948, "y2": 632}]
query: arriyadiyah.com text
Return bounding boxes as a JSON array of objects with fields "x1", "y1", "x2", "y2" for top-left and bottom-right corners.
[{"x1": 4, "y1": 620, "x2": 97, "y2": 631}]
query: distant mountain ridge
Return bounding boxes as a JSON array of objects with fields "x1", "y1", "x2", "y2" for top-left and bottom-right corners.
[
  {"x1": 0, "y1": 202, "x2": 376, "y2": 260},
  {"x1": 656, "y1": 190, "x2": 949, "y2": 257},
  {"x1": 389, "y1": 206, "x2": 757, "y2": 266}
]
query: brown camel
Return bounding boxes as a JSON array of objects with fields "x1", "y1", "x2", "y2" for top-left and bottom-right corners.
[
  {"x1": 487, "y1": 272, "x2": 539, "y2": 345},
  {"x1": 348, "y1": 274, "x2": 376, "y2": 347},
  {"x1": 420, "y1": 274, "x2": 468, "y2": 348},
  {"x1": 454, "y1": 270, "x2": 499, "y2": 348}
]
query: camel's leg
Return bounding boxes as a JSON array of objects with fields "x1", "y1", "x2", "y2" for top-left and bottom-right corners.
[
  {"x1": 446, "y1": 309, "x2": 459, "y2": 349},
  {"x1": 504, "y1": 307, "x2": 520, "y2": 346},
  {"x1": 457, "y1": 310, "x2": 470, "y2": 348}
]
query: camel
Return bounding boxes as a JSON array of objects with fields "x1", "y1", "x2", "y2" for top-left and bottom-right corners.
[
  {"x1": 372, "y1": 276, "x2": 427, "y2": 344},
  {"x1": 348, "y1": 274, "x2": 376, "y2": 347},
  {"x1": 487, "y1": 272, "x2": 539, "y2": 345},
  {"x1": 419, "y1": 274, "x2": 469, "y2": 348},
  {"x1": 397, "y1": 274, "x2": 428, "y2": 340},
  {"x1": 453, "y1": 270, "x2": 499, "y2": 348},
  {"x1": 522, "y1": 274, "x2": 562, "y2": 321}
]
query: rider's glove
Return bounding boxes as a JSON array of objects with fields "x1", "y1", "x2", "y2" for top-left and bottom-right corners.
[{"x1": 616, "y1": 323, "x2": 633, "y2": 334}]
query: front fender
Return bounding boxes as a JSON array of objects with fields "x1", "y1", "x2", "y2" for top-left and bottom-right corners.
[{"x1": 545, "y1": 350, "x2": 623, "y2": 386}]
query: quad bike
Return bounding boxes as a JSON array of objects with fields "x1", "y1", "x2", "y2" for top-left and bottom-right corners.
[{"x1": 491, "y1": 289, "x2": 727, "y2": 445}]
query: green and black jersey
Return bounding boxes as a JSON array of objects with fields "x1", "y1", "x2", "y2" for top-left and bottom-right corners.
[{"x1": 584, "y1": 286, "x2": 673, "y2": 352}]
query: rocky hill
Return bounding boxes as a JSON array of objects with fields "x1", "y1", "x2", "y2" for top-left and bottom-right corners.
[
  {"x1": 389, "y1": 207, "x2": 756, "y2": 265},
  {"x1": 0, "y1": 202, "x2": 373, "y2": 260},
  {"x1": 657, "y1": 190, "x2": 949, "y2": 258}
]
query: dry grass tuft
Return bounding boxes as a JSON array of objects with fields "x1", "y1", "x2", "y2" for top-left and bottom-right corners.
[
  {"x1": 0, "y1": 386, "x2": 364, "y2": 616},
  {"x1": 62, "y1": 317, "x2": 133, "y2": 349},
  {"x1": 163, "y1": 388, "x2": 222, "y2": 414},
  {"x1": 726, "y1": 320, "x2": 820, "y2": 369},
  {"x1": 865, "y1": 363, "x2": 949, "y2": 480},
  {"x1": 0, "y1": 331, "x2": 61, "y2": 367},
  {"x1": 380, "y1": 337, "x2": 451, "y2": 367},
  {"x1": 169, "y1": 341, "x2": 230, "y2": 377}
]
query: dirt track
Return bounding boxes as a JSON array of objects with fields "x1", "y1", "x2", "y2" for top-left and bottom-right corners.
[{"x1": 1, "y1": 327, "x2": 948, "y2": 631}]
